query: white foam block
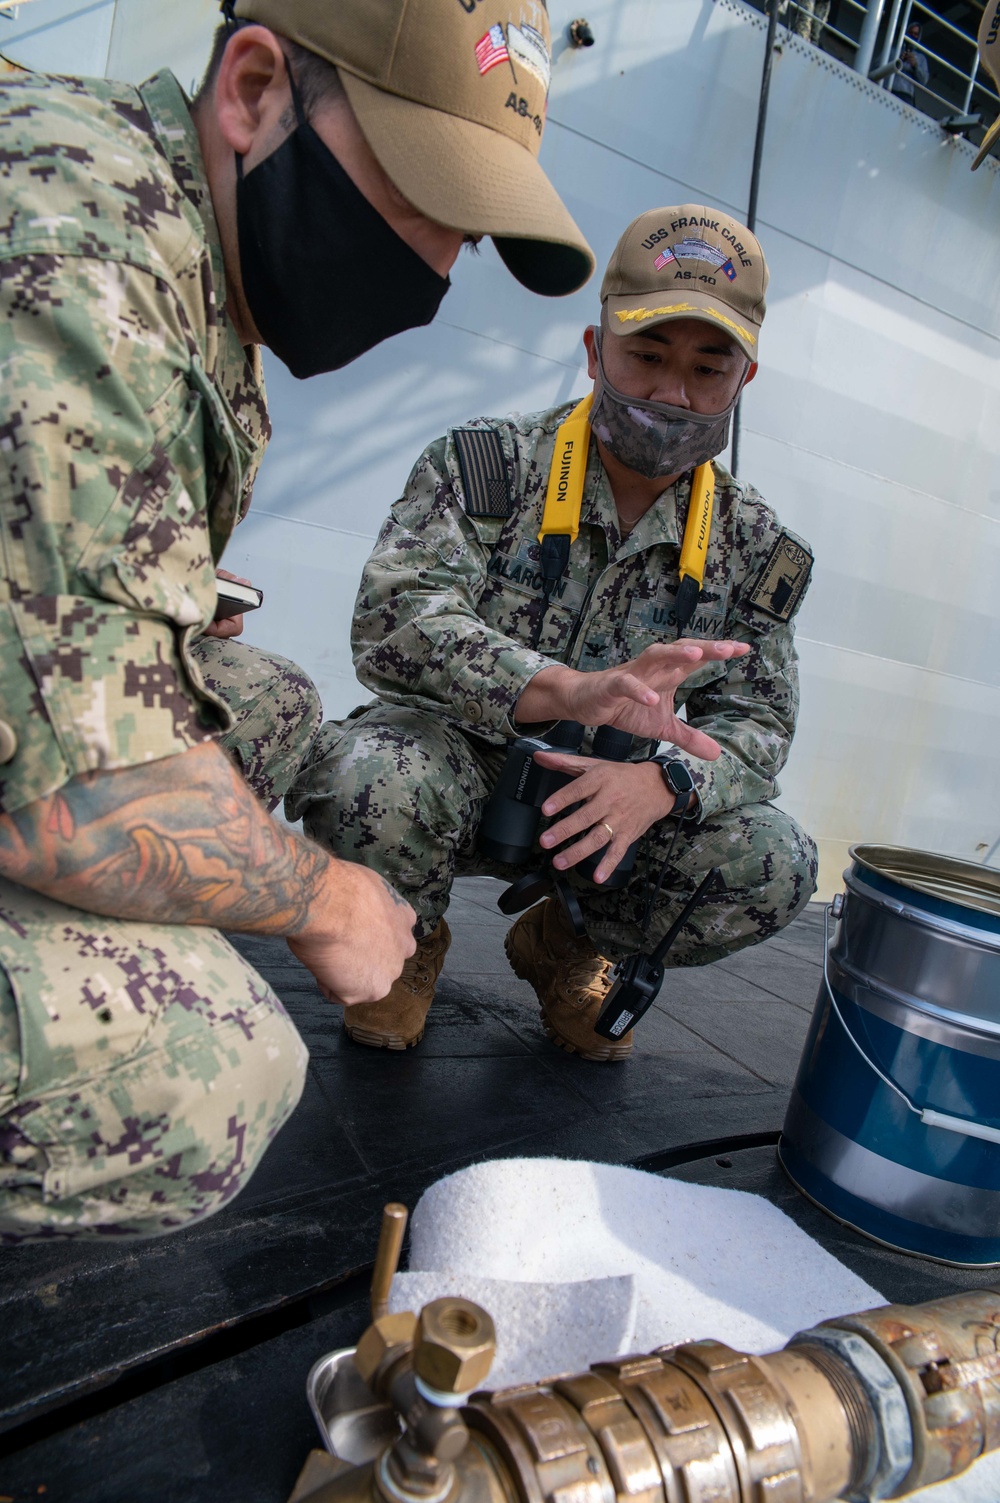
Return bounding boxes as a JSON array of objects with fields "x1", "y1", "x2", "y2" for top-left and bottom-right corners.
[
  {"x1": 408, "y1": 1157, "x2": 882, "y2": 1353},
  {"x1": 389, "y1": 1271, "x2": 638, "y2": 1390}
]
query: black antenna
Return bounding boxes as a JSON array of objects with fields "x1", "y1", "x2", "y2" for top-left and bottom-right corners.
[{"x1": 731, "y1": 0, "x2": 779, "y2": 481}]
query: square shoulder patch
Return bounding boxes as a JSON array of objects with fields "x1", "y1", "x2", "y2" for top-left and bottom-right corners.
[
  {"x1": 452, "y1": 427, "x2": 513, "y2": 519},
  {"x1": 747, "y1": 533, "x2": 813, "y2": 622}
]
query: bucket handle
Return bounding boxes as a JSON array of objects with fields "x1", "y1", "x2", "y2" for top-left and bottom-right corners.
[{"x1": 822, "y1": 904, "x2": 1000, "y2": 1148}]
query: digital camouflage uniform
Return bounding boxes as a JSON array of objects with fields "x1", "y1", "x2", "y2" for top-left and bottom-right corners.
[
  {"x1": 288, "y1": 404, "x2": 817, "y2": 965},
  {"x1": 0, "y1": 71, "x2": 319, "y2": 1241}
]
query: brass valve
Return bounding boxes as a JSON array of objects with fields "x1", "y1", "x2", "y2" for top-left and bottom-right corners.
[
  {"x1": 415, "y1": 1299, "x2": 496, "y2": 1399},
  {"x1": 354, "y1": 1311, "x2": 419, "y2": 1391},
  {"x1": 294, "y1": 1205, "x2": 1000, "y2": 1503},
  {"x1": 341, "y1": 1208, "x2": 498, "y2": 1503}
]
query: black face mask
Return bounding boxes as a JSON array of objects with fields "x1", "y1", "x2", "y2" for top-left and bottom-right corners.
[{"x1": 235, "y1": 77, "x2": 451, "y2": 380}]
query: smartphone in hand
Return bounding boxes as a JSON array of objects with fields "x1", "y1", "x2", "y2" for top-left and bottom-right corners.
[{"x1": 214, "y1": 578, "x2": 263, "y2": 620}]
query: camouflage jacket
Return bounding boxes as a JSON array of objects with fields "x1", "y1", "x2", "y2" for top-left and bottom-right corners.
[
  {"x1": 353, "y1": 403, "x2": 813, "y2": 819},
  {"x1": 0, "y1": 69, "x2": 270, "y2": 815}
]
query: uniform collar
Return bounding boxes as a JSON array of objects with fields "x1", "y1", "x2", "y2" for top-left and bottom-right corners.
[
  {"x1": 138, "y1": 70, "x2": 226, "y2": 301},
  {"x1": 581, "y1": 437, "x2": 689, "y2": 557},
  {"x1": 137, "y1": 71, "x2": 271, "y2": 493}
]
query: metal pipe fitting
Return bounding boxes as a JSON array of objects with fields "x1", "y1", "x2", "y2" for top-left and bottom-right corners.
[
  {"x1": 371, "y1": 1204, "x2": 409, "y2": 1322},
  {"x1": 309, "y1": 1287, "x2": 1000, "y2": 1503},
  {"x1": 299, "y1": 1208, "x2": 1000, "y2": 1503}
]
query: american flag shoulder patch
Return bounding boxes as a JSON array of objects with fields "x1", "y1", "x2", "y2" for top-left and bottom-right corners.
[{"x1": 452, "y1": 426, "x2": 513, "y2": 519}]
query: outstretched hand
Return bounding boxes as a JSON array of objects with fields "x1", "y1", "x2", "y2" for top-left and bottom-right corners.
[{"x1": 517, "y1": 639, "x2": 750, "y2": 761}]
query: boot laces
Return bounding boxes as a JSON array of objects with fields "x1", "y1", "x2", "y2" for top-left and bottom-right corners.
[
  {"x1": 402, "y1": 934, "x2": 444, "y2": 993},
  {"x1": 562, "y1": 947, "x2": 613, "y2": 998}
]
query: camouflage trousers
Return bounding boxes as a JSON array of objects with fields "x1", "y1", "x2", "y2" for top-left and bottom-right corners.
[
  {"x1": 0, "y1": 637, "x2": 321, "y2": 1243},
  {"x1": 191, "y1": 636, "x2": 322, "y2": 811},
  {"x1": 286, "y1": 704, "x2": 818, "y2": 965}
]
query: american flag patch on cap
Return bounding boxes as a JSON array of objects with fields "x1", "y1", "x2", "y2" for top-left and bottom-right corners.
[{"x1": 475, "y1": 24, "x2": 509, "y2": 75}]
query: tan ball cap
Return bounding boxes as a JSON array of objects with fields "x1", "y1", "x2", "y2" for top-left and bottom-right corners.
[
  {"x1": 601, "y1": 205, "x2": 768, "y2": 360},
  {"x1": 233, "y1": 0, "x2": 595, "y2": 295},
  {"x1": 973, "y1": 0, "x2": 1000, "y2": 169}
]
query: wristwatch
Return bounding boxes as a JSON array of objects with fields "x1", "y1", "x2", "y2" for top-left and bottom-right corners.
[{"x1": 651, "y1": 757, "x2": 699, "y2": 820}]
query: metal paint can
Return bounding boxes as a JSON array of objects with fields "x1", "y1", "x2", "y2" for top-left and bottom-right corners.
[{"x1": 779, "y1": 844, "x2": 1000, "y2": 1265}]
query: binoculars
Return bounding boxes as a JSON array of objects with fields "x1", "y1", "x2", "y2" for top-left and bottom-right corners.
[
  {"x1": 478, "y1": 720, "x2": 720, "y2": 1042},
  {"x1": 477, "y1": 721, "x2": 641, "y2": 914}
]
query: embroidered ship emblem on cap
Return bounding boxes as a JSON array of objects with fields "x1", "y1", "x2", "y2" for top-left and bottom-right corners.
[
  {"x1": 674, "y1": 237, "x2": 725, "y2": 263},
  {"x1": 508, "y1": 23, "x2": 550, "y2": 88},
  {"x1": 653, "y1": 237, "x2": 739, "y2": 280}
]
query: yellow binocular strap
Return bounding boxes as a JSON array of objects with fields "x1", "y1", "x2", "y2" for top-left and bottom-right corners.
[
  {"x1": 538, "y1": 399, "x2": 716, "y2": 640},
  {"x1": 674, "y1": 461, "x2": 715, "y2": 636},
  {"x1": 539, "y1": 394, "x2": 593, "y2": 544}
]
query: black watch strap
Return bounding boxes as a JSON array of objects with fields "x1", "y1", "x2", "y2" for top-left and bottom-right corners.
[{"x1": 651, "y1": 757, "x2": 699, "y2": 820}]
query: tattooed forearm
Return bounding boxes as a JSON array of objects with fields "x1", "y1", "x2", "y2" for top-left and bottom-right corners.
[{"x1": 0, "y1": 743, "x2": 330, "y2": 935}]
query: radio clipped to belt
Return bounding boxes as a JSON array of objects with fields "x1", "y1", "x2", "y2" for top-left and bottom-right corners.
[{"x1": 537, "y1": 397, "x2": 716, "y2": 641}]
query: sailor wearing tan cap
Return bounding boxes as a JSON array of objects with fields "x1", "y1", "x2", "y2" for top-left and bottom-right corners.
[
  {"x1": 201, "y1": 0, "x2": 594, "y2": 374},
  {"x1": 0, "y1": 3, "x2": 591, "y2": 1241},
  {"x1": 288, "y1": 206, "x2": 819, "y2": 1061}
]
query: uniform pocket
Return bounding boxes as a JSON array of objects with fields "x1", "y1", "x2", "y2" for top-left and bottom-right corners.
[
  {"x1": 479, "y1": 542, "x2": 581, "y2": 656},
  {"x1": 77, "y1": 382, "x2": 214, "y2": 631},
  {"x1": 0, "y1": 880, "x2": 164, "y2": 1103},
  {"x1": 624, "y1": 581, "x2": 731, "y2": 649},
  {"x1": 185, "y1": 354, "x2": 257, "y2": 559}
]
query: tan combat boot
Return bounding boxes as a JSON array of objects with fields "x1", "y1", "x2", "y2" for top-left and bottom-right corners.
[
  {"x1": 504, "y1": 899, "x2": 631, "y2": 1062},
  {"x1": 344, "y1": 918, "x2": 451, "y2": 1050}
]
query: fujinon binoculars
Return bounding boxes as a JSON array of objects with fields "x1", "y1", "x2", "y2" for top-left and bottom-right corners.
[{"x1": 477, "y1": 721, "x2": 641, "y2": 911}]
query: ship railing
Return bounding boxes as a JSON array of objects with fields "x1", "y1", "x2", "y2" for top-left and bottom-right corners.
[
  {"x1": 780, "y1": 0, "x2": 869, "y2": 57},
  {"x1": 767, "y1": 0, "x2": 1000, "y2": 161}
]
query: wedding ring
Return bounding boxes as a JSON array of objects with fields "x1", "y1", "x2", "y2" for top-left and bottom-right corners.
[{"x1": 600, "y1": 821, "x2": 614, "y2": 841}]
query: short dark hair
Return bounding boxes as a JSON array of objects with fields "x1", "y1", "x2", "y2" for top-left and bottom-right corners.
[{"x1": 194, "y1": 23, "x2": 345, "y2": 116}]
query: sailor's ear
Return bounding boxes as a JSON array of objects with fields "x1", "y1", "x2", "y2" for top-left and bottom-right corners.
[
  {"x1": 212, "y1": 25, "x2": 291, "y2": 161},
  {"x1": 743, "y1": 361, "x2": 759, "y2": 388},
  {"x1": 584, "y1": 325, "x2": 599, "y2": 380}
]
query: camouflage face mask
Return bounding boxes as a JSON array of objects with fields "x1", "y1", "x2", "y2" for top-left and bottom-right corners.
[{"x1": 590, "y1": 331, "x2": 744, "y2": 479}]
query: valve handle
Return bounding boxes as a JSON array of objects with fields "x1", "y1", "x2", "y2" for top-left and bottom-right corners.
[{"x1": 371, "y1": 1202, "x2": 408, "y2": 1321}]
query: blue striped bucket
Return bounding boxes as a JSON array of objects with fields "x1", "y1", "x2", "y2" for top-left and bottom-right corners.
[{"x1": 779, "y1": 845, "x2": 1000, "y2": 1265}]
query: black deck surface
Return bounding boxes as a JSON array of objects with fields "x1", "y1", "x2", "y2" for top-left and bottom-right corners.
[{"x1": 0, "y1": 882, "x2": 991, "y2": 1502}]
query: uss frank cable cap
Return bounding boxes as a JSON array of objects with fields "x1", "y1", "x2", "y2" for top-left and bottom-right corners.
[
  {"x1": 601, "y1": 205, "x2": 769, "y2": 360},
  {"x1": 233, "y1": 0, "x2": 595, "y2": 295},
  {"x1": 973, "y1": 0, "x2": 1000, "y2": 168}
]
